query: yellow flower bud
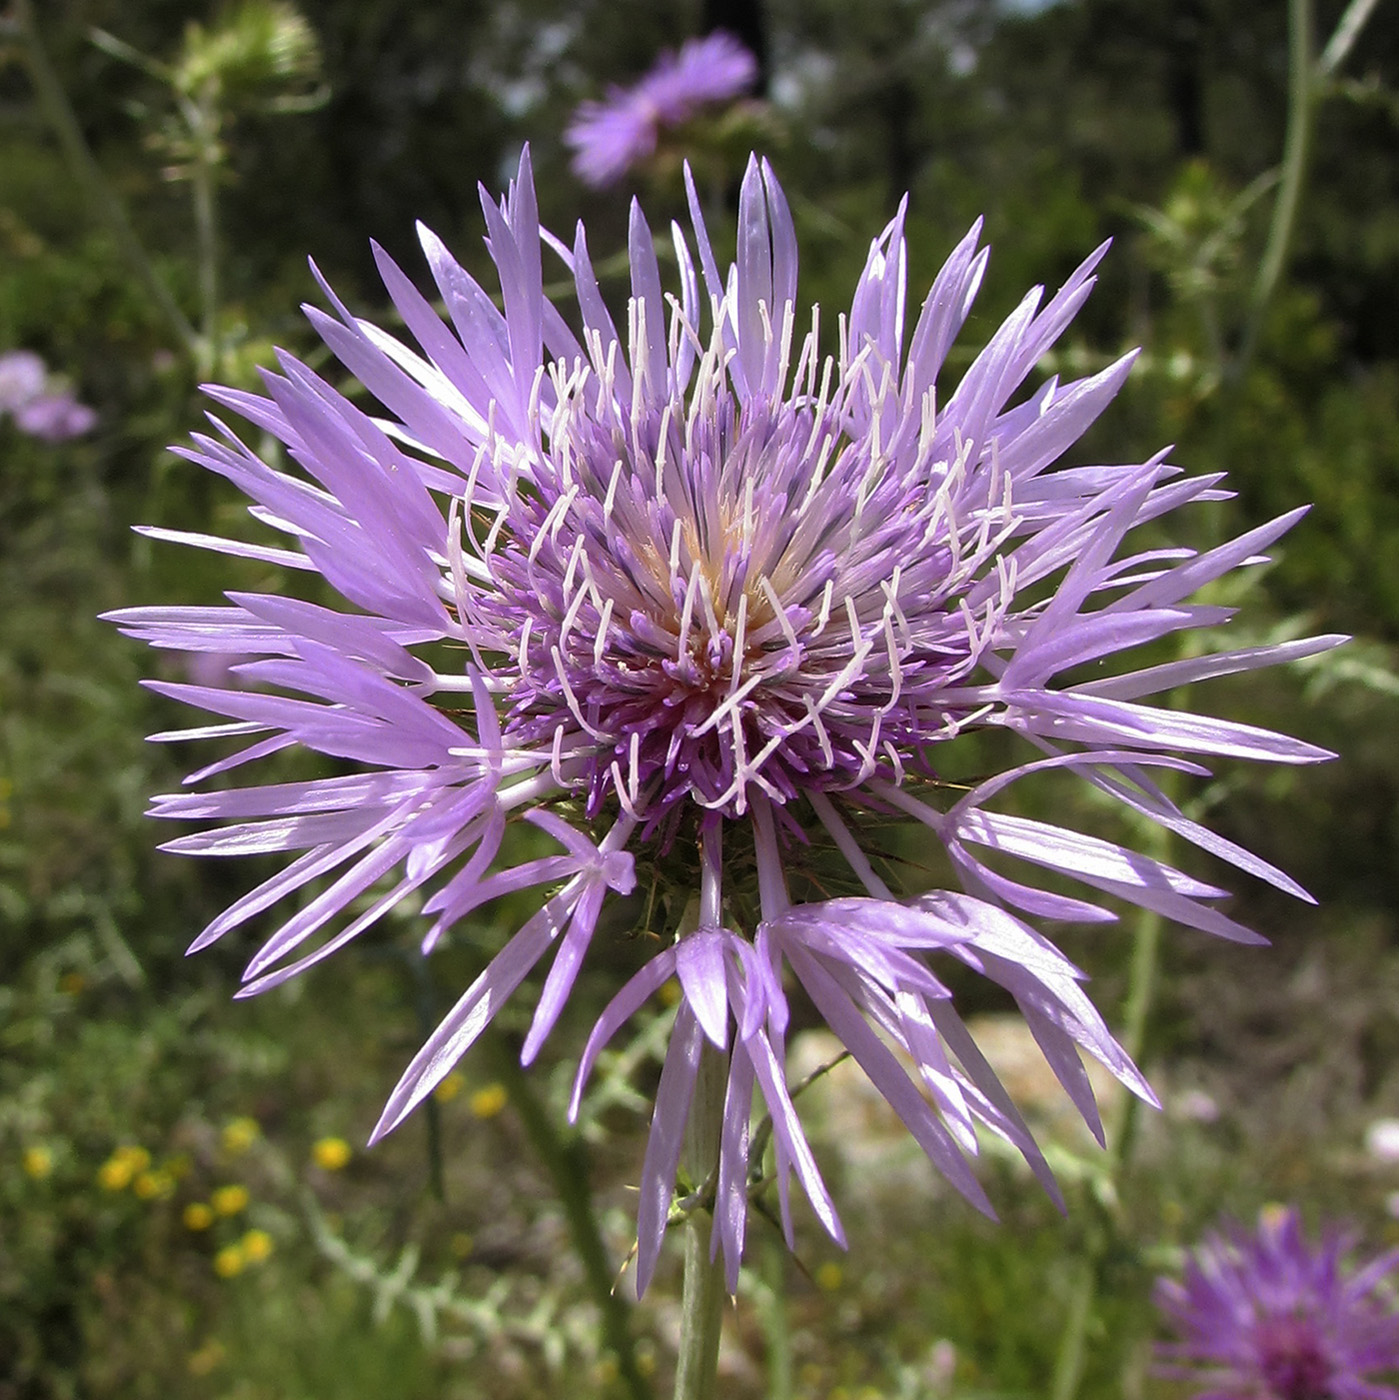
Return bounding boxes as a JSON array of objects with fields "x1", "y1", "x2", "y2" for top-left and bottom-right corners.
[
  {"x1": 468, "y1": 1083, "x2": 508, "y2": 1119},
  {"x1": 311, "y1": 1136, "x2": 352, "y2": 1171},
  {"x1": 211, "y1": 1183, "x2": 250, "y2": 1216},
  {"x1": 183, "y1": 1202, "x2": 216, "y2": 1231},
  {"x1": 240, "y1": 1228, "x2": 273, "y2": 1264},
  {"x1": 213, "y1": 1244, "x2": 244, "y2": 1278},
  {"x1": 22, "y1": 1146, "x2": 52, "y2": 1180},
  {"x1": 221, "y1": 1117, "x2": 260, "y2": 1155}
]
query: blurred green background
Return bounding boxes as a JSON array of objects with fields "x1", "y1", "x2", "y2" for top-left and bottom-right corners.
[{"x1": 3, "y1": 0, "x2": 1399, "y2": 1396}]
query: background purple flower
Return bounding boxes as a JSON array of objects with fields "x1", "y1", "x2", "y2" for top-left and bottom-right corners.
[
  {"x1": 566, "y1": 31, "x2": 758, "y2": 186},
  {"x1": 15, "y1": 391, "x2": 98, "y2": 442},
  {"x1": 0, "y1": 350, "x2": 47, "y2": 411},
  {"x1": 1155, "y1": 1206, "x2": 1399, "y2": 1399},
  {"x1": 0, "y1": 348, "x2": 96, "y2": 440},
  {"x1": 111, "y1": 149, "x2": 1338, "y2": 1291}
]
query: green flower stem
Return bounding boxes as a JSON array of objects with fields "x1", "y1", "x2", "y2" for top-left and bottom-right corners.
[
  {"x1": 1318, "y1": 0, "x2": 1383, "y2": 76},
  {"x1": 761, "y1": 1239, "x2": 793, "y2": 1400},
  {"x1": 480, "y1": 1031, "x2": 653, "y2": 1400},
  {"x1": 1238, "y1": 0, "x2": 1313, "y2": 374},
  {"x1": 13, "y1": 0, "x2": 196, "y2": 355},
  {"x1": 1049, "y1": 1255, "x2": 1096, "y2": 1400},
  {"x1": 189, "y1": 104, "x2": 223, "y2": 377},
  {"x1": 1049, "y1": 898, "x2": 1166, "y2": 1400},
  {"x1": 673, "y1": 1042, "x2": 728, "y2": 1400},
  {"x1": 1109, "y1": 905, "x2": 1164, "y2": 1171},
  {"x1": 1050, "y1": 780, "x2": 1177, "y2": 1400},
  {"x1": 175, "y1": 88, "x2": 226, "y2": 378}
]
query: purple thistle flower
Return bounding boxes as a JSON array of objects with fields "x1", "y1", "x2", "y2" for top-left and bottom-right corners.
[
  {"x1": 109, "y1": 150, "x2": 1341, "y2": 1293},
  {"x1": 566, "y1": 32, "x2": 758, "y2": 187},
  {"x1": 0, "y1": 350, "x2": 47, "y2": 412},
  {"x1": 0, "y1": 349, "x2": 96, "y2": 440},
  {"x1": 14, "y1": 391, "x2": 98, "y2": 441},
  {"x1": 1155, "y1": 1206, "x2": 1399, "y2": 1399}
]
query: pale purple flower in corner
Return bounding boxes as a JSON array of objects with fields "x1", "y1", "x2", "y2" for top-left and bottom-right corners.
[
  {"x1": 0, "y1": 349, "x2": 96, "y2": 440},
  {"x1": 1155, "y1": 1206, "x2": 1399, "y2": 1399},
  {"x1": 566, "y1": 31, "x2": 758, "y2": 186},
  {"x1": 109, "y1": 148, "x2": 1340, "y2": 1294},
  {"x1": 15, "y1": 391, "x2": 98, "y2": 442},
  {"x1": 0, "y1": 350, "x2": 47, "y2": 411}
]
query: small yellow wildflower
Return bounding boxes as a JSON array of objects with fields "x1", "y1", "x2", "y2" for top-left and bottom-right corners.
[
  {"x1": 183, "y1": 1202, "x2": 215, "y2": 1231},
  {"x1": 433, "y1": 1071, "x2": 465, "y2": 1103},
  {"x1": 221, "y1": 1117, "x2": 260, "y2": 1155},
  {"x1": 122, "y1": 1145, "x2": 151, "y2": 1170},
  {"x1": 311, "y1": 1136, "x2": 352, "y2": 1171},
  {"x1": 210, "y1": 1183, "x2": 250, "y2": 1216},
  {"x1": 22, "y1": 1146, "x2": 52, "y2": 1180},
  {"x1": 240, "y1": 1228, "x2": 274, "y2": 1264},
  {"x1": 468, "y1": 1083, "x2": 508, "y2": 1119},
  {"x1": 658, "y1": 978, "x2": 681, "y2": 1007},
  {"x1": 187, "y1": 1339, "x2": 226, "y2": 1376},
  {"x1": 815, "y1": 1261, "x2": 843, "y2": 1292},
  {"x1": 213, "y1": 1244, "x2": 244, "y2": 1278},
  {"x1": 133, "y1": 1169, "x2": 175, "y2": 1200},
  {"x1": 98, "y1": 1156, "x2": 135, "y2": 1192}
]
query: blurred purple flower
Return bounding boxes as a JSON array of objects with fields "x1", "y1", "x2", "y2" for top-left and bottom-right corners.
[
  {"x1": 0, "y1": 350, "x2": 47, "y2": 411},
  {"x1": 15, "y1": 392, "x2": 98, "y2": 442},
  {"x1": 110, "y1": 150, "x2": 1339, "y2": 1292},
  {"x1": 566, "y1": 31, "x2": 758, "y2": 186},
  {"x1": 0, "y1": 349, "x2": 96, "y2": 440},
  {"x1": 1156, "y1": 1206, "x2": 1399, "y2": 1399}
]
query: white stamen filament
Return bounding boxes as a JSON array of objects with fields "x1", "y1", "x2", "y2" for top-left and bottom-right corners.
[
  {"x1": 808, "y1": 790, "x2": 893, "y2": 899},
  {"x1": 593, "y1": 597, "x2": 615, "y2": 668},
  {"x1": 552, "y1": 646, "x2": 609, "y2": 741}
]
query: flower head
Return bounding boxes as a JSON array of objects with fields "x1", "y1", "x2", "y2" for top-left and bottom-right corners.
[
  {"x1": 1156, "y1": 1206, "x2": 1399, "y2": 1399},
  {"x1": 0, "y1": 350, "x2": 47, "y2": 412},
  {"x1": 15, "y1": 391, "x2": 98, "y2": 442},
  {"x1": 110, "y1": 150, "x2": 1338, "y2": 1292},
  {"x1": 0, "y1": 349, "x2": 96, "y2": 440},
  {"x1": 566, "y1": 32, "x2": 758, "y2": 186}
]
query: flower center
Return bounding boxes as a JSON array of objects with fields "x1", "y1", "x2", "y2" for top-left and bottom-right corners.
[
  {"x1": 1256, "y1": 1316, "x2": 1334, "y2": 1400},
  {"x1": 469, "y1": 339, "x2": 1012, "y2": 826}
]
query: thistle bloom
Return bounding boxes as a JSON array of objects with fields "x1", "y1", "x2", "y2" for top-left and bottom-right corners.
[
  {"x1": 110, "y1": 150, "x2": 1339, "y2": 1293},
  {"x1": 566, "y1": 32, "x2": 758, "y2": 186},
  {"x1": 1155, "y1": 1206, "x2": 1399, "y2": 1399}
]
